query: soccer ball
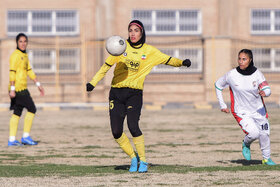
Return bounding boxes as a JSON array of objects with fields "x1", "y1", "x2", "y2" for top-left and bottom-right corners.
[{"x1": 105, "y1": 35, "x2": 127, "y2": 56}]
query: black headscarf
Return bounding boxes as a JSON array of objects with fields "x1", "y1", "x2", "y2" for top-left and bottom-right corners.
[
  {"x1": 236, "y1": 49, "x2": 257, "y2": 75},
  {"x1": 127, "y1": 20, "x2": 146, "y2": 49},
  {"x1": 16, "y1": 33, "x2": 28, "y2": 53}
]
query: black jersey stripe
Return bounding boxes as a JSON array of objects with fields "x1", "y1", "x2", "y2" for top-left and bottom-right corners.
[
  {"x1": 165, "y1": 57, "x2": 172, "y2": 65},
  {"x1": 10, "y1": 70, "x2": 16, "y2": 72},
  {"x1": 105, "y1": 62, "x2": 112, "y2": 67}
]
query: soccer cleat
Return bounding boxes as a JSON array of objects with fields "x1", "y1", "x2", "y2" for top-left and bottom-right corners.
[
  {"x1": 138, "y1": 161, "x2": 148, "y2": 173},
  {"x1": 8, "y1": 140, "x2": 22, "y2": 147},
  {"x1": 129, "y1": 157, "x2": 138, "y2": 172},
  {"x1": 242, "y1": 142, "x2": 251, "y2": 160},
  {"x1": 262, "y1": 158, "x2": 276, "y2": 166},
  {"x1": 21, "y1": 136, "x2": 38, "y2": 145}
]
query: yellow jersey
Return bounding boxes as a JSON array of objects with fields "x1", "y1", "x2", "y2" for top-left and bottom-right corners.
[
  {"x1": 90, "y1": 41, "x2": 183, "y2": 90},
  {"x1": 9, "y1": 49, "x2": 36, "y2": 92}
]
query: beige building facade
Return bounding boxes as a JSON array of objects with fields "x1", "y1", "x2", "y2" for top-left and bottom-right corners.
[{"x1": 1, "y1": 0, "x2": 280, "y2": 106}]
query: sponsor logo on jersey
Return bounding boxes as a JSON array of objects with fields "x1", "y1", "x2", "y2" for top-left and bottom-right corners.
[
  {"x1": 141, "y1": 55, "x2": 146, "y2": 60},
  {"x1": 132, "y1": 51, "x2": 138, "y2": 54},
  {"x1": 125, "y1": 59, "x2": 140, "y2": 72},
  {"x1": 130, "y1": 61, "x2": 139, "y2": 69}
]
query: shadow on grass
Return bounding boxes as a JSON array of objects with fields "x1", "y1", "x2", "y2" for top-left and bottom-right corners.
[
  {"x1": 114, "y1": 163, "x2": 161, "y2": 171},
  {"x1": 230, "y1": 159, "x2": 262, "y2": 166},
  {"x1": 0, "y1": 163, "x2": 279, "y2": 177},
  {"x1": 114, "y1": 163, "x2": 193, "y2": 171},
  {"x1": 114, "y1": 165, "x2": 130, "y2": 170},
  {"x1": 114, "y1": 163, "x2": 196, "y2": 173}
]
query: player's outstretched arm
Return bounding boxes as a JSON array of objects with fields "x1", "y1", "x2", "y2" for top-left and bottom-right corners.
[
  {"x1": 153, "y1": 47, "x2": 191, "y2": 67},
  {"x1": 86, "y1": 60, "x2": 114, "y2": 92}
]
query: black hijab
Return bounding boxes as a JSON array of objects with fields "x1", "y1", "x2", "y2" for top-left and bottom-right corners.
[
  {"x1": 16, "y1": 33, "x2": 28, "y2": 53},
  {"x1": 127, "y1": 20, "x2": 146, "y2": 49},
  {"x1": 236, "y1": 49, "x2": 257, "y2": 75}
]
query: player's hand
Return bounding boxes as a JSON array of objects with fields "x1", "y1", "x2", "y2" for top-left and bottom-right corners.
[
  {"x1": 38, "y1": 86, "x2": 45, "y2": 96},
  {"x1": 182, "y1": 59, "x2": 191, "y2": 67},
  {"x1": 221, "y1": 108, "x2": 230, "y2": 113},
  {"x1": 86, "y1": 83, "x2": 95, "y2": 92},
  {"x1": 9, "y1": 91, "x2": 16, "y2": 98},
  {"x1": 259, "y1": 90, "x2": 266, "y2": 97}
]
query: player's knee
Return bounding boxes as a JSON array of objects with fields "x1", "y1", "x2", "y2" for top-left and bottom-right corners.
[
  {"x1": 112, "y1": 129, "x2": 123, "y2": 139},
  {"x1": 128, "y1": 125, "x2": 142, "y2": 137},
  {"x1": 248, "y1": 130, "x2": 260, "y2": 140},
  {"x1": 28, "y1": 106, "x2": 37, "y2": 114},
  {"x1": 14, "y1": 108, "x2": 23, "y2": 117},
  {"x1": 131, "y1": 130, "x2": 142, "y2": 137}
]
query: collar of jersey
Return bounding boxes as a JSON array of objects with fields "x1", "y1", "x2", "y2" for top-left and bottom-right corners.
[
  {"x1": 16, "y1": 48, "x2": 27, "y2": 54},
  {"x1": 128, "y1": 43, "x2": 145, "y2": 49}
]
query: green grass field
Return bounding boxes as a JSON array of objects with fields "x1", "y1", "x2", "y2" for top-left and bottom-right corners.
[
  {"x1": 0, "y1": 108, "x2": 279, "y2": 186},
  {"x1": 0, "y1": 164, "x2": 280, "y2": 177}
]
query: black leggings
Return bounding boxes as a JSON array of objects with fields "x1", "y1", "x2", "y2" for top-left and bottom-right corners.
[
  {"x1": 10, "y1": 89, "x2": 36, "y2": 116},
  {"x1": 109, "y1": 87, "x2": 143, "y2": 139}
]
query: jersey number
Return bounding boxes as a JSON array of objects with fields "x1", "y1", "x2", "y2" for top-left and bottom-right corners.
[
  {"x1": 110, "y1": 100, "x2": 114, "y2": 110},
  {"x1": 261, "y1": 123, "x2": 268, "y2": 130}
]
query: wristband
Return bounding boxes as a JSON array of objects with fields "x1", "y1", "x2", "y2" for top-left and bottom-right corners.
[
  {"x1": 10, "y1": 86, "x2": 16, "y2": 91},
  {"x1": 36, "y1": 82, "x2": 41, "y2": 87}
]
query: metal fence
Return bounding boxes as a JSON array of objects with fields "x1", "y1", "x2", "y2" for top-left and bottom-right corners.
[{"x1": 1, "y1": 36, "x2": 280, "y2": 104}]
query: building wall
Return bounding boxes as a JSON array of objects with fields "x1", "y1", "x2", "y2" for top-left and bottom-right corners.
[{"x1": 1, "y1": 0, "x2": 280, "y2": 105}]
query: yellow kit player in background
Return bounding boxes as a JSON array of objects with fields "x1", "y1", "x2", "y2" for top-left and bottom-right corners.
[
  {"x1": 8, "y1": 33, "x2": 44, "y2": 146},
  {"x1": 86, "y1": 20, "x2": 191, "y2": 173}
]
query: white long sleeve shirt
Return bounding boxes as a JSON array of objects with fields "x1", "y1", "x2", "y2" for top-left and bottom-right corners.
[{"x1": 215, "y1": 68, "x2": 270, "y2": 117}]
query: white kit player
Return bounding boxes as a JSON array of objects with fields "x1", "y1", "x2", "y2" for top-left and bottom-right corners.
[{"x1": 215, "y1": 49, "x2": 276, "y2": 165}]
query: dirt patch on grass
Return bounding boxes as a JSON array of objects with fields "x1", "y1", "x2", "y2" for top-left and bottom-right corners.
[{"x1": 0, "y1": 108, "x2": 279, "y2": 186}]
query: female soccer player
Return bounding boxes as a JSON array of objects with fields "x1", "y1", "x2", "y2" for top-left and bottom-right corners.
[
  {"x1": 8, "y1": 33, "x2": 44, "y2": 146},
  {"x1": 215, "y1": 49, "x2": 276, "y2": 165},
  {"x1": 86, "y1": 20, "x2": 191, "y2": 172}
]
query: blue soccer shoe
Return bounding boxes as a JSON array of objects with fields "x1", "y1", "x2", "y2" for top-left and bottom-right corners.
[
  {"x1": 138, "y1": 161, "x2": 148, "y2": 173},
  {"x1": 21, "y1": 136, "x2": 38, "y2": 145},
  {"x1": 129, "y1": 157, "x2": 138, "y2": 172},
  {"x1": 8, "y1": 140, "x2": 22, "y2": 147},
  {"x1": 262, "y1": 158, "x2": 276, "y2": 166}
]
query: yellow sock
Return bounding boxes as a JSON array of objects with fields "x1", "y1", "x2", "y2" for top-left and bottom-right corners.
[
  {"x1": 23, "y1": 112, "x2": 35, "y2": 134},
  {"x1": 115, "y1": 133, "x2": 136, "y2": 158},
  {"x1": 9, "y1": 114, "x2": 20, "y2": 137},
  {"x1": 133, "y1": 135, "x2": 146, "y2": 162}
]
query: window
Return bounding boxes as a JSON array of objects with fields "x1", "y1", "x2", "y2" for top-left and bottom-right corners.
[
  {"x1": 7, "y1": 10, "x2": 79, "y2": 36},
  {"x1": 132, "y1": 10, "x2": 201, "y2": 35},
  {"x1": 59, "y1": 49, "x2": 80, "y2": 73},
  {"x1": 252, "y1": 48, "x2": 280, "y2": 71},
  {"x1": 251, "y1": 9, "x2": 280, "y2": 34},
  {"x1": 7, "y1": 11, "x2": 28, "y2": 32},
  {"x1": 29, "y1": 48, "x2": 80, "y2": 73},
  {"x1": 151, "y1": 48, "x2": 203, "y2": 73},
  {"x1": 29, "y1": 49, "x2": 55, "y2": 73}
]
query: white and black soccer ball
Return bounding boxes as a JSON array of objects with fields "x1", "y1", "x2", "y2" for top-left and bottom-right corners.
[{"x1": 105, "y1": 35, "x2": 127, "y2": 56}]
